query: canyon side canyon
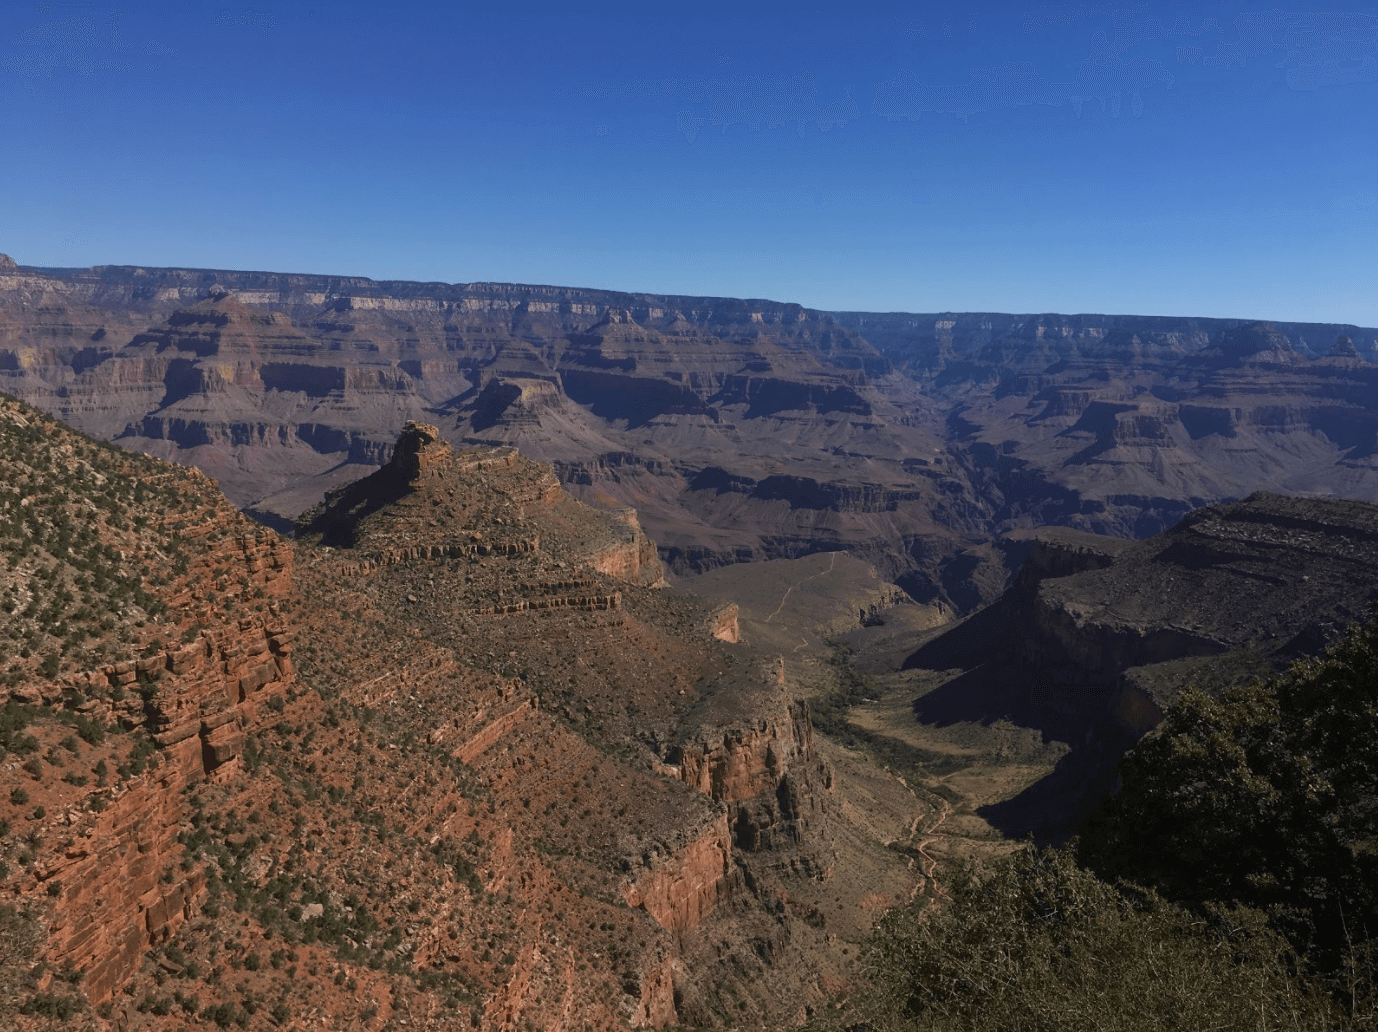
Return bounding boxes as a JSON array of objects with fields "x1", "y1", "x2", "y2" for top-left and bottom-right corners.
[
  {"x1": 3, "y1": 256, "x2": 1376, "y2": 611},
  {"x1": 6, "y1": 254, "x2": 1378, "y2": 1030}
]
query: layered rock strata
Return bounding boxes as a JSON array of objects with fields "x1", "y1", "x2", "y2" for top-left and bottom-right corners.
[
  {"x1": 914, "y1": 494, "x2": 1378, "y2": 736},
  {"x1": 13, "y1": 259, "x2": 1376, "y2": 614},
  {"x1": 0, "y1": 396, "x2": 297, "y2": 1004}
]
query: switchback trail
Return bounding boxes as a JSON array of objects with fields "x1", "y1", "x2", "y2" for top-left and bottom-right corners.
[{"x1": 764, "y1": 550, "x2": 843, "y2": 624}]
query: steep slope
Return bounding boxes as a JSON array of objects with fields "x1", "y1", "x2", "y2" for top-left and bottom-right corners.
[
  {"x1": 883, "y1": 493, "x2": 1378, "y2": 841},
  {"x1": 0, "y1": 391, "x2": 296, "y2": 1010},
  {"x1": 1, "y1": 406, "x2": 929, "y2": 1030},
  {"x1": 293, "y1": 421, "x2": 927, "y2": 1027}
]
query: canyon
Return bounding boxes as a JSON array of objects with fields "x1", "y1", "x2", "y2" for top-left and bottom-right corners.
[
  {"x1": 874, "y1": 490, "x2": 1378, "y2": 843},
  {"x1": 3, "y1": 256, "x2": 1376, "y2": 612},
  {"x1": 8, "y1": 254, "x2": 1378, "y2": 1029},
  {"x1": 0, "y1": 403, "x2": 925, "y2": 1030}
]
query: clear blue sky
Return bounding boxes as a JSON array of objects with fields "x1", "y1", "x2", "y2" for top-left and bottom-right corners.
[{"x1": 2, "y1": 1, "x2": 1374, "y2": 323}]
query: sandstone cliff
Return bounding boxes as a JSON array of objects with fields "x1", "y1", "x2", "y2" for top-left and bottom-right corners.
[
  {"x1": 11, "y1": 260, "x2": 1375, "y2": 616},
  {"x1": 0, "y1": 404, "x2": 919, "y2": 1030},
  {"x1": 0, "y1": 394, "x2": 296, "y2": 1007}
]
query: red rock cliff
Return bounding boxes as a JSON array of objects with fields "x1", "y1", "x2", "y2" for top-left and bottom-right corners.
[
  {"x1": 622, "y1": 814, "x2": 733, "y2": 938},
  {"x1": 5, "y1": 527, "x2": 296, "y2": 1002}
]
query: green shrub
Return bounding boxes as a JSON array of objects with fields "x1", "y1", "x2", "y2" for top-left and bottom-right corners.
[
  {"x1": 72, "y1": 715, "x2": 105, "y2": 746},
  {"x1": 0, "y1": 703, "x2": 37, "y2": 754},
  {"x1": 1081, "y1": 615, "x2": 1378, "y2": 977},
  {"x1": 19, "y1": 991, "x2": 84, "y2": 1018},
  {"x1": 848, "y1": 847, "x2": 1337, "y2": 1032}
]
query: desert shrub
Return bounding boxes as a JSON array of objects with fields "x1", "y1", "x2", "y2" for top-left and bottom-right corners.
[
  {"x1": 846, "y1": 847, "x2": 1337, "y2": 1032},
  {"x1": 1081, "y1": 614, "x2": 1378, "y2": 979},
  {"x1": 19, "y1": 991, "x2": 84, "y2": 1019},
  {"x1": 203, "y1": 1001, "x2": 246, "y2": 1027},
  {"x1": 0, "y1": 904, "x2": 42, "y2": 1018},
  {"x1": 0, "y1": 703, "x2": 38, "y2": 755},
  {"x1": 137, "y1": 993, "x2": 171, "y2": 1015},
  {"x1": 72, "y1": 714, "x2": 105, "y2": 746}
]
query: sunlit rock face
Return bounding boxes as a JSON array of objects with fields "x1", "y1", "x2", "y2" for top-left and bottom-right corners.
[{"x1": 4, "y1": 259, "x2": 1376, "y2": 611}]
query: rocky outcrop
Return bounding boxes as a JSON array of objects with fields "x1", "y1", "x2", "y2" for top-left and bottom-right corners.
[
  {"x1": 665, "y1": 669, "x2": 833, "y2": 853},
  {"x1": 30, "y1": 770, "x2": 207, "y2": 1002},
  {"x1": 1023, "y1": 598, "x2": 1228, "y2": 687},
  {"x1": 476, "y1": 591, "x2": 622, "y2": 617},
  {"x1": 622, "y1": 815, "x2": 733, "y2": 937},
  {"x1": 671, "y1": 695, "x2": 813, "y2": 805},
  {"x1": 299, "y1": 423, "x2": 666, "y2": 589},
  {"x1": 336, "y1": 535, "x2": 539, "y2": 576},
  {"x1": 389, "y1": 419, "x2": 451, "y2": 477},
  {"x1": 1015, "y1": 527, "x2": 1134, "y2": 580},
  {"x1": 588, "y1": 509, "x2": 668, "y2": 588},
  {"x1": 704, "y1": 602, "x2": 740, "y2": 643},
  {"x1": 923, "y1": 495, "x2": 1378, "y2": 736}
]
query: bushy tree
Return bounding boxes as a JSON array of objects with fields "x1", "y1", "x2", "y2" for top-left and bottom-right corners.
[
  {"x1": 1080, "y1": 615, "x2": 1378, "y2": 973},
  {"x1": 845, "y1": 847, "x2": 1335, "y2": 1032}
]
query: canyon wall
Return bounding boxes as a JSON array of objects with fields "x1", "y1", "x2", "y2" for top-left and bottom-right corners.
[
  {"x1": 8, "y1": 259, "x2": 1377, "y2": 613},
  {"x1": 665, "y1": 672, "x2": 833, "y2": 855},
  {"x1": 6, "y1": 533, "x2": 295, "y2": 1003},
  {"x1": 918, "y1": 495, "x2": 1378, "y2": 738},
  {"x1": 622, "y1": 815, "x2": 734, "y2": 937}
]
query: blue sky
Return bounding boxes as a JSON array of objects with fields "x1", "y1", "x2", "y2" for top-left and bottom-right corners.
[{"x1": 1, "y1": 1, "x2": 1374, "y2": 323}]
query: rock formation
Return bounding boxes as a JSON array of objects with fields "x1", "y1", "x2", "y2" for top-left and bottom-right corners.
[
  {"x1": 6, "y1": 258, "x2": 1375, "y2": 613},
  {"x1": 895, "y1": 493, "x2": 1378, "y2": 841},
  {"x1": 1015, "y1": 493, "x2": 1378, "y2": 728},
  {"x1": 1, "y1": 406, "x2": 925, "y2": 1029},
  {"x1": 914, "y1": 493, "x2": 1378, "y2": 714},
  {"x1": 0, "y1": 393, "x2": 295, "y2": 1007}
]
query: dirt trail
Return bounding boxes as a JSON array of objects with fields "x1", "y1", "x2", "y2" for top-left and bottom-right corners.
[
  {"x1": 885, "y1": 770, "x2": 952, "y2": 907},
  {"x1": 914, "y1": 799, "x2": 952, "y2": 906},
  {"x1": 764, "y1": 551, "x2": 842, "y2": 623}
]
